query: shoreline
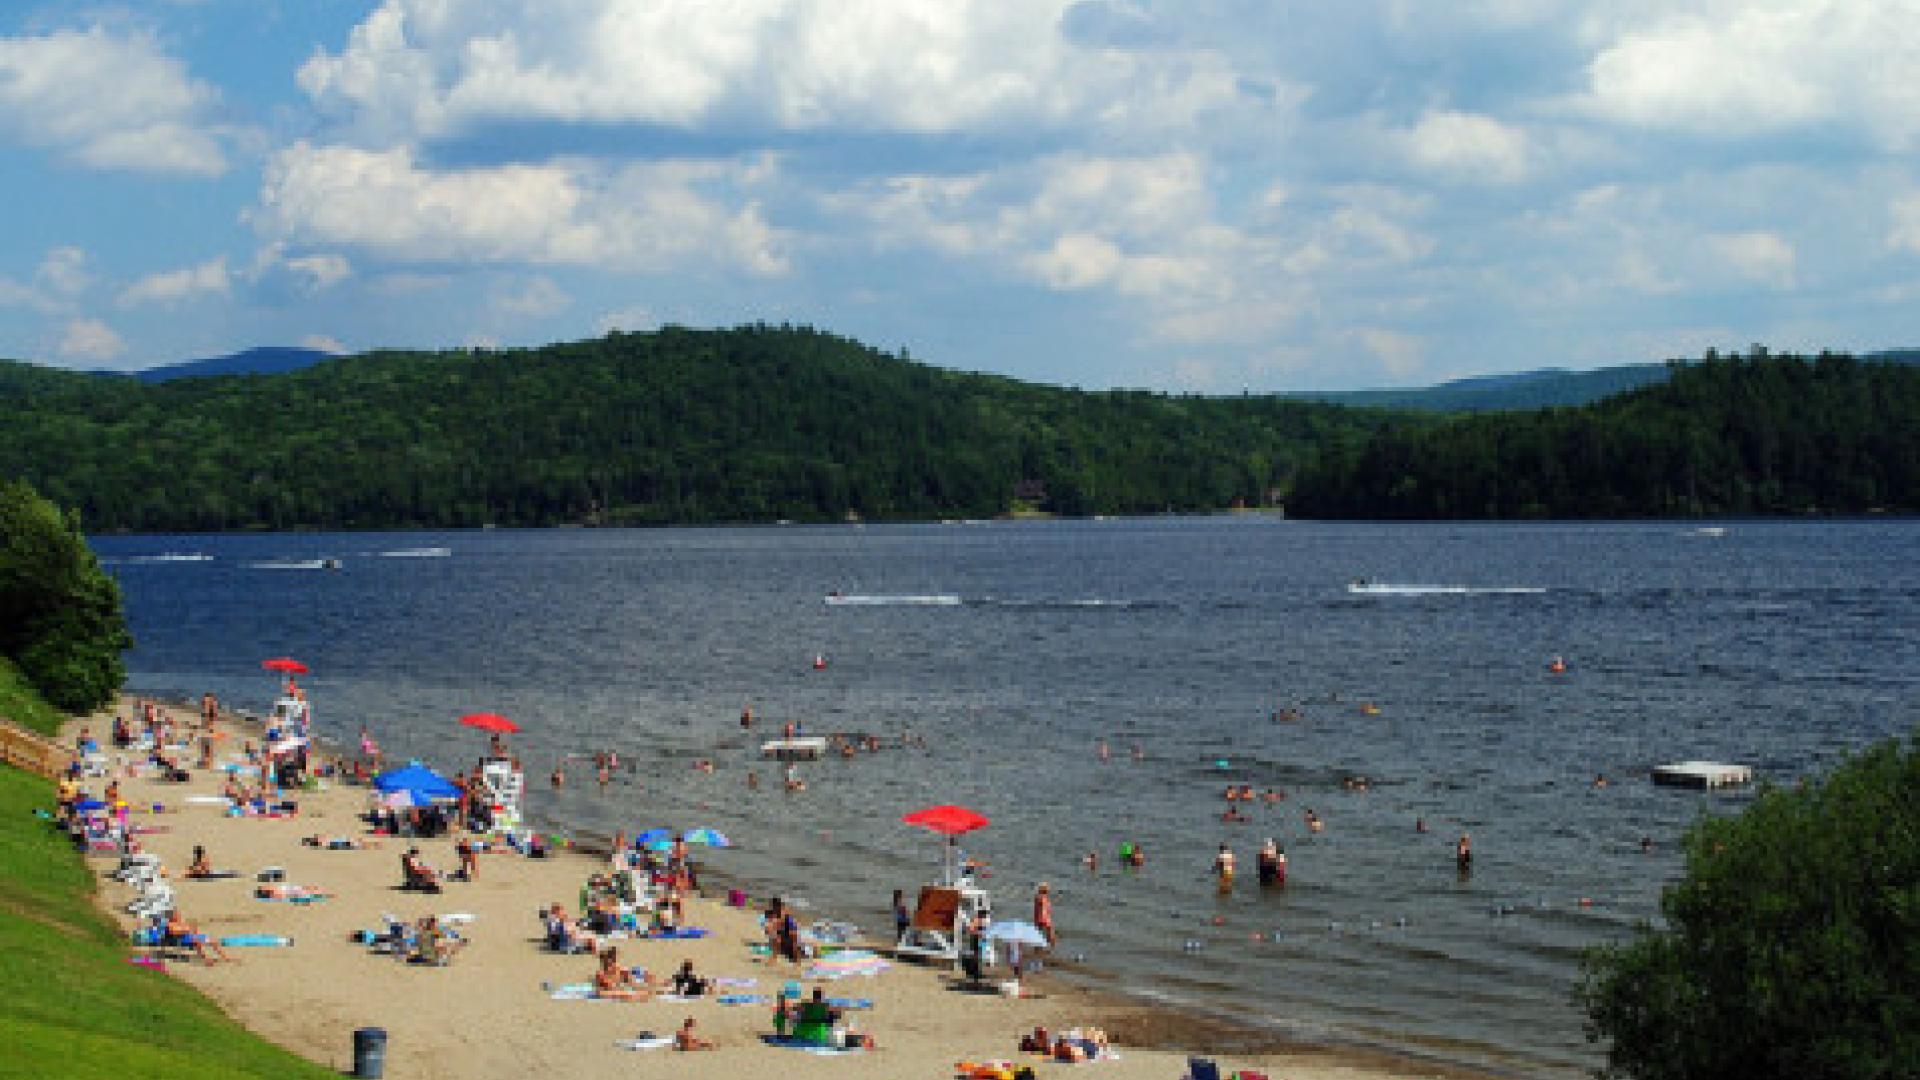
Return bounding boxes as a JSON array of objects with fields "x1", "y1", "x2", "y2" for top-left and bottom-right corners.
[{"x1": 82, "y1": 691, "x2": 1501, "y2": 1080}]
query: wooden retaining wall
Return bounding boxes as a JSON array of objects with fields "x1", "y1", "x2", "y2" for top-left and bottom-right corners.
[{"x1": 0, "y1": 720, "x2": 70, "y2": 779}]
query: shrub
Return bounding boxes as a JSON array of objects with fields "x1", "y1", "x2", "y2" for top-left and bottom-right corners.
[{"x1": 1580, "y1": 736, "x2": 1920, "y2": 1080}]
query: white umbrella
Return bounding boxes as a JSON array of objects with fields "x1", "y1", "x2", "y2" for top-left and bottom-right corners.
[{"x1": 984, "y1": 919, "x2": 1048, "y2": 947}]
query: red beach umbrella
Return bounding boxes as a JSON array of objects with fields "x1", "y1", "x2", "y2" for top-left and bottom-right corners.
[
  {"x1": 459, "y1": 712, "x2": 522, "y2": 734},
  {"x1": 261, "y1": 657, "x2": 309, "y2": 674},
  {"x1": 903, "y1": 804, "x2": 990, "y2": 886},
  {"x1": 902, "y1": 804, "x2": 990, "y2": 836}
]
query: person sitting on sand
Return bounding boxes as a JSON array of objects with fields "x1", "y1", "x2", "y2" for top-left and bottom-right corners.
[
  {"x1": 546, "y1": 902, "x2": 599, "y2": 954},
  {"x1": 164, "y1": 909, "x2": 232, "y2": 966},
  {"x1": 675, "y1": 1016, "x2": 716, "y2": 1051},
  {"x1": 186, "y1": 844, "x2": 214, "y2": 878},
  {"x1": 401, "y1": 847, "x2": 441, "y2": 891},
  {"x1": 593, "y1": 947, "x2": 650, "y2": 1001},
  {"x1": 671, "y1": 958, "x2": 710, "y2": 997}
]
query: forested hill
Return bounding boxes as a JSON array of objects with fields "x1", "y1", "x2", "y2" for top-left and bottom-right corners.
[
  {"x1": 0, "y1": 325, "x2": 1405, "y2": 531},
  {"x1": 1289, "y1": 351, "x2": 1920, "y2": 519}
]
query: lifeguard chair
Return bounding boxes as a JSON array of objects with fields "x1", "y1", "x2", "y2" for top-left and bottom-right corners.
[
  {"x1": 894, "y1": 883, "x2": 995, "y2": 967},
  {"x1": 476, "y1": 756, "x2": 524, "y2": 831}
]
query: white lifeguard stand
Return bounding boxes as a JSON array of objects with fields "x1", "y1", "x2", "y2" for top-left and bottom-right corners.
[
  {"x1": 269, "y1": 695, "x2": 309, "y2": 731},
  {"x1": 477, "y1": 756, "x2": 525, "y2": 831},
  {"x1": 894, "y1": 883, "x2": 995, "y2": 966}
]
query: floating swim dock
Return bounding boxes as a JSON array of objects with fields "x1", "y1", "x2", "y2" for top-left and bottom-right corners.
[
  {"x1": 761, "y1": 736, "x2": 829, "y2": 760},
  {"x1": 1651, "y1": 761, "x2": 1752, "y2": 789}
]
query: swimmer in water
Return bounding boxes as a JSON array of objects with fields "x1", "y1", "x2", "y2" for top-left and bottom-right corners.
[
  {"x1": 740, "y1": 702, "x2": 753, "y2": 729},
  {"x1": 1098, "y1": 740, "x2": 1110, "y2": 762},
  {"x1": 1212, "y1": 843, "x2": 1236, "y2": 891},
  {"x1": 1131, "y1": 744, "x2": 1144, "y2": 761},
  {"x1": 1083, "y1": 851, "x2": 1098, "y2": 873},
  {"x1": 1456, "y1": 833, "x2": 1473, "y2": 874},
  {"x1": 1593, "y1": 773, "x2": 1609, "y2": 788},
  {"x1": 550, "y1": 764, "x2": 565, "y2": 789},
  {"x1": 1305, "y1": 808, "x2": 1323, "y2": 833}
]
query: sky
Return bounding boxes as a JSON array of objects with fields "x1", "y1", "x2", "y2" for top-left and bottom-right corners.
[{"x1": 2, "y1": 1, "x2": 1918, "y2": 391}]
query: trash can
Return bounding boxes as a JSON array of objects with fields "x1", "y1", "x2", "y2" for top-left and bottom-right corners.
[{"x1": 352, "y1": 1027, "x2": 387, "y2": 1079}]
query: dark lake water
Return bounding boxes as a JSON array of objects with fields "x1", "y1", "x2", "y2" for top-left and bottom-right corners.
[{"x1": 95, "y1": 518, "x2": 1920, "y2": 1076}]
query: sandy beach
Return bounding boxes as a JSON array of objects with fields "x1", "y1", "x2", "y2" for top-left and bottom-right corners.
[{"x1": 75, "y1": 696, "x2": 1481, "y2": 1080}]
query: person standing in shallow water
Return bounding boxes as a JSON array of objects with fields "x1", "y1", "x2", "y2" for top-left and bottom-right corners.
[
  {"x1": 1256, "y1": 838, "x2": 1286, "y2": 886},
  {"x1": 1456, "y1": 833, "x2": 1473, "y2": 876},
  {"x1": 1033, "y1": 882, "x2": 1055, "y2": 946},
  {"x1": 1212, "y1": 843, "x2": 1236, "y2": 891}
]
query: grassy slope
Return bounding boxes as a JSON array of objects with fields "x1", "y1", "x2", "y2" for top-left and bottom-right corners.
[
  {"x1": 0, "y1": 656, "x2": 68, "y2": 737},
  {"x1": 0, "y1": 687, "x2": 336, "y2": 1078}
]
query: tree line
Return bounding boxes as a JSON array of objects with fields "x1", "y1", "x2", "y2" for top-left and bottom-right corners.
[
  {"x1": 1289, "y1": 350, "x2": 1920, "y2": 518},
  {"x1": 0, "y1": 325, "x2": 1405, "y2": 531},
  {"x1": 3, "y1": 332, "x2": 1916, "y2": 531}
]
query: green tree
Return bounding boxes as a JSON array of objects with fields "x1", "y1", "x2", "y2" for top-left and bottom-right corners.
[
  {"x1": 1579, "y1": 736, "x2": 1920, "y2": 1080},
  {"x1": 0, "y1": 479, "x2": 131, "y2": 712}
]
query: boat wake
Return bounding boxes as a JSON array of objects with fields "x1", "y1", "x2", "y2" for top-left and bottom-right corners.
[
  {"x1": 114, "y1": 552, "x2": 215, "y2": 564},
  {"x1": 248, "y1": 559, "x2": 339, "y2": 571},
  {"x1": 378, "y1": 547, "x2": 452, "y2": 558},
  {"x1": 1347, "y1": 583, "x2": 1546, "y2": 596},
  {"x1": 824, "y1": 594, "x2": 961, "y2": 607}
]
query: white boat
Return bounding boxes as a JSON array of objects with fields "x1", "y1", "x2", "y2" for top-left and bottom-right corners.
[
  {"x1": 760, "y1": 737, "x2": 829, "y2": 760},
  {"x1": 824, "y1": 593, "x2": 962, "y2": 606}
]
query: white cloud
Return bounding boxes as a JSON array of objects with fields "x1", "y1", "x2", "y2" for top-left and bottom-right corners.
[
  {"x1": 1888, "y1": 192, "x2": 1920, "y2": 254},
  {"x1": 300, "y1": 334, "x2": 347, "y2": 354},
  {"x1": 252, "y1": 141, "x2": 788, "y2": 274},
  {"x1": 1577, "y1": 1, "x2": 1920, "y2": 148},
  {"x1": 0, "y1": 278, "x2": 43, "y2": 310},
  {"x1": 0, "y1": 26, "x2": 227, "y2": 175},
  {"x1": 1402, "y1": 110, "x2": 1531, "y2": 184},
  {"x1": 58, "y1": 317, "x2": 125, "y2": 362},
  {"x1": 491, "y1": 275, "x2": 569, "y2": 318},
  {"x1": 285, "y1": 253, "x2": 353, "y2": 292},
  {"x1": 596, "y1": 306, "x2": 655, "y2": 334},
  {"x1": 1707, "y1": 230, "x2": 1796, "y2": 289},
  {"x1": 118, "y1": 256, "x2": 230, "y2": 306},
  {"x1": 1351, "y1": 327, "x2": 1425, "y2": 379},
  {"x1": 297, "y1": 0, "x2": 1255, "y2": 141},
  {"x1": 37, "y1": 246, "x2": 91, "y2": 296}
]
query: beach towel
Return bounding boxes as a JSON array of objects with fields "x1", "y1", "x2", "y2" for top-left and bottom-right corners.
[
  {"x1": 714, "y1": 976, "x2": 757, "y2": 988},
  {"x1": 825, "y1": 997, "x2": 873, "y2": 1010},
  {"x1": 614, "y1": 1037, "x2": 673, "y2": 1051},
  {"x1": 219, "y1": 934, "x2": 294, "y2": 947},
  {"x1": 185, "y1": 871, "x2": 239, "y2": 880},
  {"x1": 804, "y1": 950, "x2": 889, "y2": 980},
  {"x1": 763, "y1": 1036, "x2": 863, "y2": 1055},
  {"x1": 716, "y1": 994, "x2": 769, "y2": 1005},
  {"x1": 127, "y1": 956, "x2": 166, "y2": 972},
  {"x1": 640, "y1": 926, "x2": 709, "y2": 940}
]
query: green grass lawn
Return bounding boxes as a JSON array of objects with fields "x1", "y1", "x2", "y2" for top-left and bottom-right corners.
[
  {"x1": 0, "y1": 758, "x2": 340, "y2": 1078},
  {"x1": 0, "y1": 655, "x2": 69, "y2": 737}
]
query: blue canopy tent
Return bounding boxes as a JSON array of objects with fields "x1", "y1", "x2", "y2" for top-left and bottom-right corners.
[{"x1": 372, "y1": 763, "x2": 460, "y2": 801}]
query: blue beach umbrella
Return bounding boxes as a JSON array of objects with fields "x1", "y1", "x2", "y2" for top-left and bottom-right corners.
[
  {"x1": 633, "y1": 828, "x2": 673, "y2": 847},
  {"x1": 684, "y1": 827, "x2": 731, "y2": 848}
]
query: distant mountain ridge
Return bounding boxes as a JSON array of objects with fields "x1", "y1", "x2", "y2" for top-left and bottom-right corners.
[
  {"x1": 115, "y1": 343, "x2": 1920, "y2": 407},
  {"x1": 1289, "y1": 349, "x2": 1920, "y2": 413},
  {"x1": 129, "y1": 346, "x2": 337, "y2": 383}
]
